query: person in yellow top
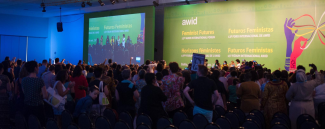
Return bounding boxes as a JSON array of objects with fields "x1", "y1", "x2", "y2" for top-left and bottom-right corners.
[{"x1": 221, "y1": 61, "x2": 228, "y2": 70}]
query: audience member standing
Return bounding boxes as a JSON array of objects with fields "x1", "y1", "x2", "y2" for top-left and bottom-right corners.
[
  {"x1": 211, "y1": 70, "x2": 227, "y2": 109},
  {"x1": 135, "y1": 69, "x2": 146, "y2": 112},
  {"x1": 37, "y1": 60, "x2": 48, "y2": 78},
  {"x1": 139, "y1": 73, "x2": 167, "y2": 128},
  {"x1": 314, "y1": 76, "x2": 325, "y2": 116},
  {"x1": 21, "y1": 61, "x2": 48, "y2": 126},
  {"x1": 14, "y1": 59, "x2": 22, "y2": 80},
  {"x1": 286, "y1": 65, "x2": 322, "y2": 129},
  {"x1": 261, "y1": 70, "x2": 288, "y2": 128},
  {"x1": 161, "y1": 62, "x2": 185, "y2": 118},
  {"x1": 0, "y1": 64, "x2": 10, "y2": 129},
  {"x1": 184, "y1": 65, "x2": 219, "y2": 122},
  {"x1": 219, "y1": 70, "x2": 228, "y2": 92},
  {"x1": 236, "y1": 71, "x2": 261, "y2": 114},
  {"x1": 53, "y1": 70, "x2": 74, "y2": 127},
  {"x1": 115, "y1": 69, "x2": 139, "y2": 118},
  {"x1": 42, "y1": 65, "x2": 55, "y2": 89},
  {"x1": 88, "y1": 67, "x2": 109, "y2": 115},
  {"x1": 70, "y1": 65, "x2": 88, "y2": 101}
]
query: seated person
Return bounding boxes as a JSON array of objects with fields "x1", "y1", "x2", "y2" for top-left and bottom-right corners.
[{"x1": 73, "y1": 86, "x2": 99, "y2": 119}]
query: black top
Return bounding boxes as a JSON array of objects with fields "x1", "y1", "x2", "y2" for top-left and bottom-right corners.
[
  {"x1": 88, "y1": 80, "x2": 107, "y2": 104},
  {"x1": 116, "y1": 81, "x2": 137, "y2": 108},
  {"x1": 139, "y1": 84, "x2": 167, "y2": 114},
  {"x1": 188, "y1": 77, "x2": 218, "y2": 111},
  {"x1": 213, "y1": 79, "x2": 228, "y2": 100},
  {"x1": 3, "y1": 71, "x2": 13, "y2": 83},
  {"x1": 14, "y1": 67, "x2": 21, "y2": 80}
]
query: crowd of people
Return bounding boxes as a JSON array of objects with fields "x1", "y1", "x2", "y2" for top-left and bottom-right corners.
[
  {"x1": 0, "y1": 56, "x2": 324, "y2": 129},
  {"x1": 88, "y1": 34, "x2": 145, "y2": 65}
]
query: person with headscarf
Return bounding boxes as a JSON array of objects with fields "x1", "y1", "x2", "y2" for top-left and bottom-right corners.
[{"x1": 286, "y1": 64, "x2": 322, "y2": 129}]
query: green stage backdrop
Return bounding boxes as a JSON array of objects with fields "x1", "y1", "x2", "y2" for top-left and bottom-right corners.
[
  {"x1": 84, "y1": 6, "x2": 155, "y2": 63},
  {"x1": 164, "y1": 0, "x2": 325, "y2": 71}
]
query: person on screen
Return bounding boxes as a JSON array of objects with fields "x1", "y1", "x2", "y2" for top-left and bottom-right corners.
[
  {"x1": 117, "y1": 36, "x2": 120, "y2": 47},
  {"x1": 100, "y1": 35, "x2": 103, "y2": 46},
  {"x1": 122, "y1": 34, "x2": 126, "y2": 48},
  {"x1": 137, "y1": 34, "x2": 142, "y2": 44},
  {"x1": 111, "y1": 36, "x2": 114, "y2": 49},
  {"x1": 106, "y1": 35, "x2": 110, "y2": 45}
]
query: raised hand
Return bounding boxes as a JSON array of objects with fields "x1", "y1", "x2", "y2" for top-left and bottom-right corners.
[
  {"x1": 284, "y1": 18, "x2": 298, "y2": 57},
  {"x1": 289, "y1": 36, "x2": 308, "y2": 71}
]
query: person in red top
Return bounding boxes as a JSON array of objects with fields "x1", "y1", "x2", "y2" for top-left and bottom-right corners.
[{"x1": 70, "y1": 65, "x2": 88, "y2": 100}]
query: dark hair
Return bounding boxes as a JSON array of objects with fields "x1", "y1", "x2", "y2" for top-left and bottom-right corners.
[
  {"x1": 49, "y1": 65, "x2": 55, "y2": 71},
  {"x1": 230, "y1": 71, "x2": 237, "y2": 77},
  {"x1": 107, "y1": 70, "x2": 113, "y2": 78},
  {"x1": 55, "y1": 58, "x2": 60, "y2": 63},
  {"x1": 250, "y1": 70, "x2": 258, "y2": 81},
  {"x1": 143, "y1": 66, "x2": 149, "y2": 72},
  {"x1": 245, "y1": 71, "x2": 252, "y2": 81},
  {"x1": 89, "y1": 67, "x2": 94, "y2": 73},
  {"x1": 111, "y1": 63, "x2": 117, "y2": 69},
  {"x1": 236, "y1": 59, "x2": 240, "y2": 63},
  {"x1": 122, "y1": 69, "x2": 131, "y2": 79},
  {"x1": 289, "y1": 72, "x2": 297, "y2": 83},
  {"x1": 85, "y1": 65, "x2": 90, "y2": 72},
  {"x1": 169, "y1": 62, "x2": 179, "y2": 73},
  {"x1": 224, "y1": 61, "x2": 227, "y2": 64},
  {"x1": 25, "y1": 61, "x2": 38, "y2": 73},
  {"x1": 1, "y1": 61, "x2": 10, "y2": 71},
  {"x1": 162, "y1": 69, "x2": 169, "y2": 77},
  {"x1": 56, "y1": 70, "x2": 68, "y2": 83},
  {"x1": 72, "y1": 65, "x2": 83, "y2": 77},
  {"x1": 89, "y1": 86, "x2": 99, "y2": 93},
  {"x1": 181, "y1": 70, "x2": 191, "y2": 85},
  {"x1": 198, "y1": 65, "x2": 208, "y2": 76},
  {"x1": 281, "y1": 70, "x2": 289, "y2": 81},
  {"x1": 212, "y1": 70, "x2": 220, "y2": 80},
  {"x1": 233, "y1": 78, "x2": 239, "y2": 85},
  {"x1": 156, "y1": 63, "x2": 163, "y2": 73},
  {"x1": 222, "y1": 66, "x2": 229, "y2": 71},
  {"x1": 139, "y1": 69, "x2": 146, "y2": 79},
  {"x1": 42, "y1": 60, "x2": 47, "y2": 64},
  {"x1": 265, "y1": 73, "x2": 272, "y2": 81},
  {"x1": 239, "y1": 73, "x2": 246, "y2": 83},
  {"x1": 297, "y1": 65, "x2": 306, "y2": 71},
  {"x1": 5, "y1": 57, "x2": 9, "y2": 61},
  {"x1": 108, "y1": 59, "x2": 112, "y2": 64},
  {"x1": 17, "y1": 60, "x2": 22, "y2": 66},
  {"x1": 156, "y1": 72, "x2": 163, "y2": 81},
  {"x1": 66, "y1": 64, "x2": 71, "y2": 70},
  {"x1": 145, "y1": 60, "x2": 151, "y2": 65},
  {"x1": 94, "y1": 67, "x2": 103, "y2": 78},
  {"x1": 257, "y1": 69, "x2": 263, "y2": 80},
  {"x1": 215, "y1": 60, "x2": 219, "y2": 63},
  {"x1": 145, "y1": 73, "x2": 155, "y2": 84},
  {"x1": 273, "y1": 70, "x2": 282, "y2": 79},
  {"x1": 55, "y1": 65, "x2": 63, "y2": 74}
]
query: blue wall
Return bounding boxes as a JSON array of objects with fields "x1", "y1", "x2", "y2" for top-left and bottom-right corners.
[
  {"x1": 0, "y1": 14, "x2": 48, "y2": 37},
  {"x1": 47, "y1": 14, "x2": 84, "y2": 65}
]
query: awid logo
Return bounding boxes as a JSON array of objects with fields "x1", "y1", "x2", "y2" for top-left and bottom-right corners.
[{"x1": 182, "y1": 17, "x2": 198, "y2": 26}]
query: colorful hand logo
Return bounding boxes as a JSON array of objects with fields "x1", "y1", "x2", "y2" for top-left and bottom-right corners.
[{"x1": 284, "y1": 12, "x2": 325, "y2": 72}]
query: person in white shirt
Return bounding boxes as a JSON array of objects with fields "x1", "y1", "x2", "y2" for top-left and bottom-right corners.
[
  {"x1": 236, "y1": 59, "x2": 241, "y2": 69},
  {"x1": 145, "y1": 60, "x2": 157, "y2": 73},
  {"x1": 219, "y1": 70, "x2": 228, "y2": 92},
  {"x1": 122, "y1": 34, "x2": 126, "y2": 48},
  {"x1": 117, "y1": 36, "x2": 120, "y2": 47}
]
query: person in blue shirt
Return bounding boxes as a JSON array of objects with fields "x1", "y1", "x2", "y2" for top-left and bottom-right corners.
[
  {"x1": 261, "y1": 73, "x2": 272, "y2": 92},
  {"x1": 37, "y1": 60, "x2": 48, "y2": 78},
  {"x1": 73, "y1": 86, "x2": 99, "y2": 118}
]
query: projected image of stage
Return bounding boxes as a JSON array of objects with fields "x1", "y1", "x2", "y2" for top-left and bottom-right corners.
[{"x1": 88, "y1": 13, "x2": 145, "y2": 65}]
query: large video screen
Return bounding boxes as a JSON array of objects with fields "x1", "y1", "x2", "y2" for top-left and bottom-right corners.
[
  {"x1": 164, "y1": 0, "x2": 325, "y2": 71},
  {"x1": 88, "y1": 13, "x2": 145, "y2": 65}
]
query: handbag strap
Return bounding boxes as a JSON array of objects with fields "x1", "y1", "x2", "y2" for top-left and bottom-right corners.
[{"x1": 99, "y1": 81, "x2": 104, "y2": 93}]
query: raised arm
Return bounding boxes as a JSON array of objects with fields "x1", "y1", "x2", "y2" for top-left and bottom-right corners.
[{"x1": 183, "y1": 86, "x2": 194, "y2": 106}]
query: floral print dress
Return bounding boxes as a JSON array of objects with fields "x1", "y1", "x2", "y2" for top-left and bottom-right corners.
[{"x1": 161, "y1": 74, "x2": 185, "y2": 112}]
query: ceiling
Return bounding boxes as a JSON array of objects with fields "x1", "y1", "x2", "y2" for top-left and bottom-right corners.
[{"x1": 0, "y1": 0, "x2": 221, "y2": 17}]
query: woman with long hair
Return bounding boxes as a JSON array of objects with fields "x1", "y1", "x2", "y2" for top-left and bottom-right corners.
[{"x1": 70, "y1": 65, "x2": 88, "y2": 101}]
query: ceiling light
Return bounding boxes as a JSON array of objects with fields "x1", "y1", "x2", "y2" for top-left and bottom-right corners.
[
  {"x1": 87, "y1": 1, "x2": 92, "y2": 6},
  {"x1": 98, "y1": 0, "x2": 105, "y2": 6},
  {"x1": 81, "y1": 2, "x2": 85, "y2": 7},
  {"x1": 110, "y1": 0, "x2": 115, "y2": 4},
  {"x1": 42, "y1": 7, "x2": 46, "y2": 12}
]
